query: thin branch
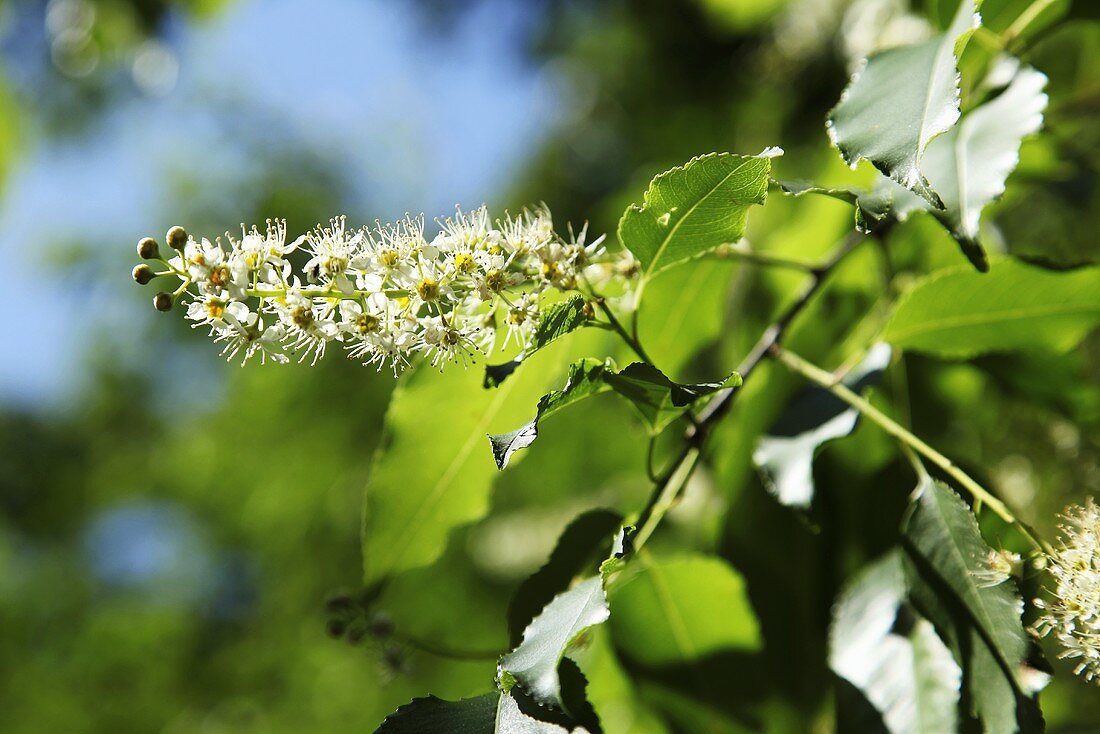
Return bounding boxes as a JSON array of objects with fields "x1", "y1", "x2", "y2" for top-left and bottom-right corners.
[
  {"x1": 771, "y1": 345, "x2": 1049, "y2": 554},
  {"x1": 629, "y1": 229, "x2": 868, "y2": 549}
]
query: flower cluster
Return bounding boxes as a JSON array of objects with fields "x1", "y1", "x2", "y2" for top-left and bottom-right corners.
[
  {"x1": 132, "y1": 206, "x2": 635, "y2": 373},
  {"x1": 1033, "y1": 498, "x2": 1100, "y2": 683}
]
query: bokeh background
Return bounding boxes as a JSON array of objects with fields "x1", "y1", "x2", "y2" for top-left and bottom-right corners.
[{"x1": 1, "y1": 0, "x2": 1098, "y2": 731}]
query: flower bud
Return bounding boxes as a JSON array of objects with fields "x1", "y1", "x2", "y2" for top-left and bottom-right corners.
[
  {"x1": 132, "y1": 264, "x2": 155, "y2": 285},
  {"x1": 153, "y1": 292, "x2": 174, "y2": 312},
  {"x1": 137, "y1": 237, "x2": 159, "y2": 260},
  {"x1": 166, "y1": 225, "x2": 188, "y2": 251}
]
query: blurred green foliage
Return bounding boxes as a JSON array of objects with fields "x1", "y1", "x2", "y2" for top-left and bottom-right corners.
[{"x1": 1, "y1": 0, "x2": 1099, "y2": 732}]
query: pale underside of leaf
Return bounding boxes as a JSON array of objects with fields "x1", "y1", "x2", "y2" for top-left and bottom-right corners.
[
  {"x1": 829, "y1": 551, "x2": 962, "y2": 734},
  {"x1": 500, "y1": 576, "x2": 611, "y2": 709},
  {"x1": 754, "y1": 343, "x2": 892, "y2": 508},
  {"x1": 859, "y1": 66, "x2": 1048, "y2": 270},
  {"x1": 827, "y1": 0, "x2": 980, "y2": 207}
]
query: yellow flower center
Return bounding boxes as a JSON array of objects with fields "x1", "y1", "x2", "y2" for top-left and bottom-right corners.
[
  {"x1": 453, "y1": 252, "x2": 477, "y2": 274},
  {"x1": 416, "y1": 279, "x2": 440, "y2": 302}
]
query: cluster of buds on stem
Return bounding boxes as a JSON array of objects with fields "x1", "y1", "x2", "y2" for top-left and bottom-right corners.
[
  {"x1": 1033, "y1": 498, "x2": 1100, "y2": 683},
  {"x1": 132, "y1": 206, "x2": 636, "y2": 372}
]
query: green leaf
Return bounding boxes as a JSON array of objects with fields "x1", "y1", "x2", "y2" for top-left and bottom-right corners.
[
  {"x1": 618, "y1": 150, "x2": 777, "y2": 278},
  {"x1": 499, "y1": 576, "x2": 611, "y2": 709},
  {"x1": 635, "y1": 258, "x2": 738, "y2": 379},
  {"x1": 830, "y1": 551, "x2": 962, "y2": 734},
  {"x1": 603, "y1": 362, "x2": 737, "y2": 436},
  {"x1": 901, "y1": 479, "x2": 1029, "y2": 689},
  {"x1": 774, "y1": 179, "x2": 890, "y2": 234},
  {"x1": 485, "y1": 296, "x2": 591, "y2": 388},
  {"x1": 608, "y1": 554, "x2": 761, "y2": 666},
  {"x1": 488, "y1": 358, "x2": 613, "y2": 470},
  {"x1": 902, "y1": 549, "x2": 1047, "y2": 734},
  {"x1": 489, "y1": 360, "x2": 735, "y2": 468},
  {"x1": 753, "y1": 343, "x2": 892, "y2": 508},
  {"x1": 374, "y1": 693, "x2": 591, "y2": 733},
  {"x1": 863, "y1": 66, "x2": 1049, "y2": 270},
  {"x1": 883, "y1": 258, "x2": 1100, "y2": 358},
  {"x1": 508, "y1": 509, "x2": 623, "y2": 646},
  {"x1": 827, "y1": 0, "x2": 981, "y2": 207},
  {"x1": 363, "y1": 359, "x2": 564, "y2": 585}
]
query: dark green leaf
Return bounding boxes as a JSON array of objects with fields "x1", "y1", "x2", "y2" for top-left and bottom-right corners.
[
  {"x1": 829, "y1": 551, "x2": 962, "y2": 734},
  {"x1": 827, "y1": 0, "x2": 980, "y2": 207},
  {"x1": 603, "y1": 362, "x2": 737, "y2": 435},
  {"x1": 618, "y1": 150, "x2": 777, "y2": 278},
  {"x1": 774, "y1": 179, "x2": 888, "y2": 234},
  {"x1": 608, "y1": 553, "x2": 760, "y2": 666},
  {"x1": 488, "y1": 358, "x2": 613, "y2": 470},
  {"x1": 374, "y1": 693, "x2": 591, "y2": 733},
  {"x1": 508, "y1": 509, "x2": 623, "y2": 646},
  {"x1": 500, "y1": 576, "x2": 611, "y2": 709},
  {"x1": 484, "y1": 296, "x2": 591, "y2": 388},
  {"x1": 753, "y1": 343, "x2": 891, "y2": 507},
  {"x1": 902, "y1": 479, "x2": 1029, "y2": 688},
  {"x1": 883, "y1": 259, "x2": 1100, "y2": 358}
]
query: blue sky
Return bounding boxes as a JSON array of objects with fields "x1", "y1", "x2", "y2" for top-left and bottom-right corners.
[{"x1": 0, "y1": 0, "x2": 563, "y2": 407}]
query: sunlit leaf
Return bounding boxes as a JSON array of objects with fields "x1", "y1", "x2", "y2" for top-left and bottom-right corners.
[
  {"x1": 883, "y1": 259, "x2": 1100, "y2": 358},
  {"x1": 618, "y1": 150, "x2": 777, "y2": 278},
  {"x1": 490, "y1": 360, "x2": 735, "y2": 468},
  {"x1": 830, "y1": 550, "x2": 962, "y2": 734},
  {"x1": 363, "y1": 359, "x2": 564, "y2": 585},
  {"x1": 508, "y1": 509, "x2": 623, "y2": 646},
  {"x1": 603, "y1": 362, "x2": 737, "y2": 436},
  {"x1": 827, "y1": 0, "x2": 981, "y2": 207},
  {"x1": 608, "y1": 554, "x2": 760, "y2": 666},
  {"x1": 863, "y1": 65, "x2": 1048, "y2": 270},
  {"x1": 774, "y1": 179, "x2": 889, "y2": 234},
  {"x1": 488, "y1": 359, "x2": 613, "y2": 470},
  {"x1": 500, "y1": 576, "x2": 611, "y2": 709},
  {"x1": 753, "y1": 343, "x2": 892, "y2": 508}
]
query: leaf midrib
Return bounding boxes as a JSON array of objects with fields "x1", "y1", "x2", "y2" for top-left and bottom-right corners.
[
  {"x1": 372, "y1": 374, "x2": 522, "y2": 577},
  {"x1": 888, "y1": 302, "x2": 1100, "y2": 343},
  {"x1": 922, "y1": 488, "x2": 1017, "y2": 674},
  {"x1": 641, "y1": 554, "x2": 696, "y2": 660}
]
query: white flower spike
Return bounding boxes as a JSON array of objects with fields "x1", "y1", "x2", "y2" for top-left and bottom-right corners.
[{"x1": 134, "y1": 207, "x2": 633, "y2": 373}]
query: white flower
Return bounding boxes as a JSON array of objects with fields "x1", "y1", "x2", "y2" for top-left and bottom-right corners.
[
  {"x1": 214, "y1": 302, "x2": 288, "y2": 365},
  {"x1": 184, "y1": 237, "x2": 246, "y2": 298},
  {"x1": 417, "y1": 315, "x2": 479, "y2": 368},
  {"x1": 139, "y1": 204, "x2": 635, "y2": 375},
  {"x1": 229, "y1": 219, "x2": 300, "y2": 287},
  {"x1": 436, "y1": 205, "x2": 500, "y2": 255},
  {"x1": 272, "y1": 289, "x2": 340, "y2": 365},
  {"x1": 1033, "y1": 498, "x2": 1100, "y2": 683},
  {"x1": 501, "y1": 292, "x2": 539, "y2": 349},
  {"x1": 304, "y1": 217, "x2": 363, "y2": 293},
  {"x1": 973, "y1": 548, "x2": 1022, "y2": 588}
]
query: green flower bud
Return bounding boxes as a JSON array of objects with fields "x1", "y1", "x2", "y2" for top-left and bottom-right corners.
[
  {"x1": 166, "y1": 225, "x2": 188, "y2": 251},
  {"x1": 153, "y1": 292, "x2": 174, "y2": 312},
  {"x1": 137, "y1": 237, "x2": 159, "y2": 260},
  {"x1": 132, "y1": 264, "x2": 155, "y2": 285}
]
